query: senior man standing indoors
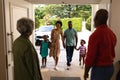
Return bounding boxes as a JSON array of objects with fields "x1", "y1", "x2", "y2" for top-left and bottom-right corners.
[{"x1": 84, "y1": 9, "x2": 117, "y2": 80}]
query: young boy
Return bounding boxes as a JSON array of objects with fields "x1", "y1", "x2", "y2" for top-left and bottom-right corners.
[
  {"x1": 76, "y1": 39, "x2": 86, "y2": 68},
  {"x1": 40, "y1": 35, "x2": 51, "y2": 68}
]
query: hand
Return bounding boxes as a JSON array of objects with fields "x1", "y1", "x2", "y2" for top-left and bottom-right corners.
[
  {"x1": 84, "y1": 73, "x2": 89, "y2": 80},
  {"x1": 74, "y1": 45, "x2": 77, "y2": 49},
  {"x1": 64, "y1": 45, "x2": 66, "y2": 48},
  {"x1": 63, "y1": 43, "x2": 66, "y2": 48},
  {"x1": 75, "y1": 46, "x2": 78, "y2": 50}
]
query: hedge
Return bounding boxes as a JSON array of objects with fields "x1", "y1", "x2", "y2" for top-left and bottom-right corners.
[
  {"x1": 86, "y1": 16, "x2": 91, "y2": 31},
  {"x1": 38, "y1": 18, "x2": 82, "y2": 32}
]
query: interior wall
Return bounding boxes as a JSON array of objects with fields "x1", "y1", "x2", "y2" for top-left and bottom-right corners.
[
  {"x1": 0, "y1": 0, "x2": 7, "y2": 80},
  {"x1": 110, "y1": 0, "x2": 120, "y2": 80}
]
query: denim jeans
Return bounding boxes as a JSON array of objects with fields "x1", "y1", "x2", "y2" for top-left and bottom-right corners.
[
  {"x1": 66, "y1": 46, "x2": 74, "y2": 66},
  {"x1": 91, "y1": 65, "x2": 114, "y2": 80}
]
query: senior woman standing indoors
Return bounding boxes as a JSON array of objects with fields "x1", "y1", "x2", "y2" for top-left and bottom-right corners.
[{"x1": 12, "y1": 18, "x2": 43, "y2": 80}]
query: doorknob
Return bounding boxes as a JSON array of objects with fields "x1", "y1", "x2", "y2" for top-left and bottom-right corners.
[
  {"x1": 8, "y1": 64, "x2": 11, "y2": 67},
  {"x1": 7, "y1": 32, "x2": 13, "y2": 36},
  {"x1": 8, "y1": 50, "x2": 12, "y2": 54}
]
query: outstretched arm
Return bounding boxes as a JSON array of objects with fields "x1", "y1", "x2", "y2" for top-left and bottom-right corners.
[
  {"x1": 76, "y1": 48, "x2": 79, "y2": 50},
  {"x1": 75, "y1": 34, "x2": 78, "y2": 48},
  {"x1": 60, "y1": 30, "x2": 66, "y2": 48},
  {"x1": 48, "y1": 42, "x2": 51, "y2": 49}
]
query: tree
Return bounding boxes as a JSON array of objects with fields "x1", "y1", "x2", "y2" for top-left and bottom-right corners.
[
  {"x1": 35, "y1": 4, "x2": 92, "y2": 19},
  {"x1": 34, "y1": 4, "x2": 92, "y2": 29},
  {"x1": 35, "y1": 5, "x2": 46, "y2": 19},
  {"x1": 86, "y1": 16, "x2": 91, "y2": 31}
]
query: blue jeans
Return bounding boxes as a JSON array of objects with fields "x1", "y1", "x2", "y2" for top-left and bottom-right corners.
[
  {"x1": 66, "y1": 46, "x2": 74, "y2": 66},
  {"x1": 91, "y1": 65, "x2": 114, "y2": 80}
]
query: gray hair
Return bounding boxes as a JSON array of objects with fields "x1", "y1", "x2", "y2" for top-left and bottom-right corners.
[{"x1": 17, "y1": 17, "x2": 34, "y2": 35}]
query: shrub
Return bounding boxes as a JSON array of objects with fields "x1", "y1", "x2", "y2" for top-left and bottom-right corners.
[
  {"x1": 86, "y1": 16, "x2": 91, "y2": 31},
  {"x1": 35, "y1": 17, "x2": 40, "y2": 29},
  {"x1": 38, "y1": 18, "x2": 82, "y2": 32}
]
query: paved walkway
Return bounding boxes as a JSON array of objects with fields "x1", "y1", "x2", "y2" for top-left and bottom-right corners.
[
  {"x1": 35, "y1": 30, "x2": 91, "y2": 80},
  {"x1": 36, "y1": 48, "x2": 90, "y2": 80}
]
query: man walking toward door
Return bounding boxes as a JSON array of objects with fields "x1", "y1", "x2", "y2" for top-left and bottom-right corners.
[{"x1": 63, "y1": 21, "x2": 78, "y2": 70}]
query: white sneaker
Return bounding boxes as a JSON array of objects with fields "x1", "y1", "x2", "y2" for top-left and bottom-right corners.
[{"x1": 54, "y1": 66, "x2": 59, "y2": 71}]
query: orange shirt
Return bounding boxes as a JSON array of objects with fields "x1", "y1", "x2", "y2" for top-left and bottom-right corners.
[{"x1": 85, "y1": 25, "x2": 117, "y2": 66}]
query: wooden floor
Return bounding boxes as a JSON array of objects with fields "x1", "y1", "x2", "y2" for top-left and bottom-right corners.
[{"x1": 36, "y1": 49, "x2": 90, "y2": 80}]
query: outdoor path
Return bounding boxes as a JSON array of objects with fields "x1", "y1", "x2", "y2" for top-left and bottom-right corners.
[
  {"x1": 36, "y1": 48, "x2": 90, "y2": 80},
  {"x1": 35, "y1": 30, "x2": 91, "y2": 80}
]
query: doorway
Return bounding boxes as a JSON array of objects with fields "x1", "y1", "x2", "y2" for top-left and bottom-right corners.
[
  {"x1": 3, "y1": 0, "x2": 111, "y2": 80},
  {"x1": 33, "y1": 3, "x2": 110, "y2": 80}
]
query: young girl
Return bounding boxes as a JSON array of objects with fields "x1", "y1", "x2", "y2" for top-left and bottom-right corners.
[
  {"x1": 40, "y1": 35, "x2": 50, "y2": 68},
  {"x1": 76, "y1": 39, "x2": 86, "y2": 68}
]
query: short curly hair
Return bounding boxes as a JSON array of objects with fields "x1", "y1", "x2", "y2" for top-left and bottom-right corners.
[
  {"x1": 55, "y1": 20, "x2": 62, "y2": 27},
  {"x1": 81, "y1": 39, "x2": 86, "y2": 44},
  {"x1": 17, "y1": 17, "x2": 34, "y2": 35}
]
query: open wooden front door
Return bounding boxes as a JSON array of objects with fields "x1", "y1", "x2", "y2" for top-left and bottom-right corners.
[{"x1": 4, "y1": 0, "x2": 34, "y2": 80}]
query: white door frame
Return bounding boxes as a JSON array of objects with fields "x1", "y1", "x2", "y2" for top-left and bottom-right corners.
[
  {"x1": 1, "y1": 0, "x2": 112, "y2": 80},
  {"x1": 3, "y1": 0, "x2": 34, "y2": 80}
]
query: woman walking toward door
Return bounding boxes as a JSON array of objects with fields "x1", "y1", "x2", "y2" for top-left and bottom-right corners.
[{"x1": 49, "y1": 20, "x2": 64, "y2": 70}]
